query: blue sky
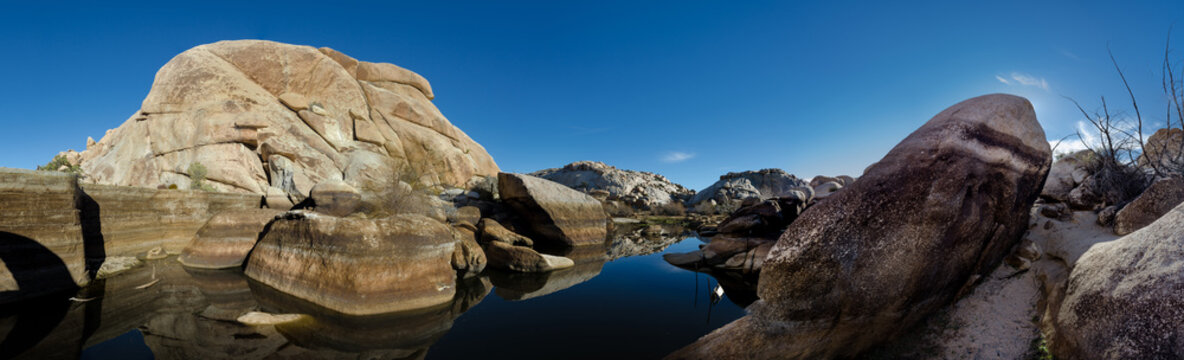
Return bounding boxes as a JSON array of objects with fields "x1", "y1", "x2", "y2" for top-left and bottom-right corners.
[{"x1": 1, "y1": 1, "x2": 1182, "y2": 190}]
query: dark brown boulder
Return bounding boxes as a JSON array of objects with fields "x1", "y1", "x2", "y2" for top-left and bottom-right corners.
[
  {"x1": 482, "y1": 241, "x2": 574, "y2": 272},
  {"x1": 717, "y1": 200, "x2": 784, "y2": 236},
  {"x1": 670, "y1": 94, "x2": 1051, "y2": 359},
  {"x1": 1113, "y1": 176, "x2": 1184, "y2": 235}
]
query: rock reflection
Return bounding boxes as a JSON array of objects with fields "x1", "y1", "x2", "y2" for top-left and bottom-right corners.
[
  {"x1": 250, "y1": 275, "x2": 493, "y2": 359},
  {"x1": 0, "y1": 256, "x2": 497, "y2": 360},
  {"x1": 489, "y1": 245, "x2": 606, "y2": 301}
]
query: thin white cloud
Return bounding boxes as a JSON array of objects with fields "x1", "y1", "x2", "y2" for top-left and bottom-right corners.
[
  {"x1": 1059, "y1": 49, "x2": 1081, "y2": 61},
  {"x1": 661, "y1": 151, "x2": 695, "y2": 163},
  {"x1": 995, "y1": 72, "x2": 1050, "y2": 91},
  {"x1": 1010, "y1": 72, "x2": 1050, "y2": 91}
]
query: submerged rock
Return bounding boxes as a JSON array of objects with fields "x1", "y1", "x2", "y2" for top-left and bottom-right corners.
[
  {"x1": 530, "y1": 161, "x2": 694, "y2": 209},
  {"x1": 670, "y1": 94, "x2": 1051, "y2": 359},
  {"x1": 178, "y1": 209, "x2": 284, "y2": 269},
  {"x1": 497, "y1": 173, "x2": 609, "y2": 247},
  {"x1": 236, "y1": 311, "x2": 308, "y2": 326},
  {"x1": 244, "y1": 211, "x2": 456, "y2": 315},
  {"x1": 1050, "y1": 202, "x2": 1184, "y2": 359},
  {"x1": 1113, "y1": 176, "x2": 1184, "y2": 235}
]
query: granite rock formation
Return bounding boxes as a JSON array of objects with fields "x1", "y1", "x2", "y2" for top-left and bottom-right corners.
[
  {"x1": 670, "y1": 94, "x2": 1052, "y2": 359},
  {"x1": 530, "y1": 161, "x2": 693, "y2": 209},
  {"x1": 78, "y1": 40, "x2": 498, "y2": 198}
]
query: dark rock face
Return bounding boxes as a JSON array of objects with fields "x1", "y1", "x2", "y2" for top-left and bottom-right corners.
[
  {"x1": 497, "y1": 173, "x2": 608, "y2": 248},
  {"x1": 1050, "y1": 202, "x2": 1184, "y2": 359},
  {"x1": 689, "y1": 168, "x2": 808, "y2": 206},
  {"x1": 670, "y1": 94, "x2": 1051, "y2": 359},
  {"x1": 1113, "y1": 176, "x2": 1184, "y2": 235},
  {"x1": 449, "y1": 224, "x2": 486, "y2": 274},
  {"x1": 530, "y1": 161, "x2": 694, "y2": 209},
  {"x1": 244, "y1": 211, "x2": 456, "y2": 315},
  {"x1": 478, "y1": 218, "x2": 533, "y2": 247},
  {"x1": 715, "y1": 197, "x2": 806, "y2": 237},
  {"x1": 482, "y1": 241, "x2": 574, "y2": 272},
  {"x1": 178, "y1": 209, "x2": 283, "y2": 269}
]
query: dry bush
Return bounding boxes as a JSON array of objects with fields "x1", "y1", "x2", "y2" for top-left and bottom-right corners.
[
  {"x1": 603, "y1": 200, "x2": 634, "y2": 217},
  {"x1": 652, "y1": 201, "x2": 687, "y2": 216},
  {"x1": 356, "y1": 159, "x2": 438, "y2": 218}
]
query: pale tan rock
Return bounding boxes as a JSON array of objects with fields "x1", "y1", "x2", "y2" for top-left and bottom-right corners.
[
  {"x1": 309, "y1": 180, "x2": 361, "y2": 217},
  {"x1": 1050, "y1": 202, "x2": 1184, "y2": 359},
  {"x1": 78, "y1": 40, "x2": 498, "y2": 197},
  {"x1": 178, "y1": 209, "x2": 283, "y2": 269},
  {"x1": 237, "y1": 311, "x2": 308, "y2": 326},
  {"x1": 264, "y1": 186, "x2": 294, "y2": 210},
  {"x1": 498, "y1": 173, "x2": 609, "y2": 247},
  {"x1": 277, "y1": 93, "x2": 309, "y2": 112},
  {"x1": 356, "y1": 61, "x2": 435, "y2": 100},
  {"x1": 244, "y1": 212, "x2": 457, "y2": 315}
]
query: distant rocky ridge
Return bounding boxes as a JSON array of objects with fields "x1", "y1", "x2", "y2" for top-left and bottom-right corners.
[
  {"x1": 77, "y1": 40, "x2": 498, "y2": 200},
  {"x1": 688, "y1": 169, "x2": 809, "y2": 206},
  {"x1": 530, "y1": 161, "x2": 693, "y2": 209}
]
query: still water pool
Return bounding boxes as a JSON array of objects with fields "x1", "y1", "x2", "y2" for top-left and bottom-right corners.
[{"x1": 5, "y1": 234, "x2": 750, "y2": 359}]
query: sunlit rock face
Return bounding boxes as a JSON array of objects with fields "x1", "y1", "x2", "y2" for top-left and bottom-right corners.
[
  {"x1": 497, "y1": 173, "x2": 609, "y2": 248},
  {"x1": 1049, "y1": 202, "x2": 1184, "y2": 359},
  {"x1": 670, "y1": 94, "x2": 1052, "y2": 359},
  {"x1": 688, "y1": 168, "x2": 809, "y2": 207},
  {"x1": 78, "y1": 40, "x2": 498, "y2": 198},
  {"x1": 530, "y1": 161, "x2": 694, "y2": 209},
  {"x1": 244, "y1": 211, "x2": 457, "y2": 315},
  {"x1": 178, "y1": 208, "x2": 284, "y2": 269}
]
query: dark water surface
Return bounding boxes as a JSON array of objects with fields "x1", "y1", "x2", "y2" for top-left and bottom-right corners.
[{"x1": 3, "y1": 233, "x2": 749, "y2": 359}]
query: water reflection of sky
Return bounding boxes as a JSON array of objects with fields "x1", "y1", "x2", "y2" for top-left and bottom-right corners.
[
  {"x1": 428, "y1": 237, "x2": 747, "y2": 359},
  {"x1": 55, "y1": 236, "x2": 747, "y2": 360}
]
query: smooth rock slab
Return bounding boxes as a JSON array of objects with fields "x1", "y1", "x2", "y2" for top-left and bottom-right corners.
[
  {"x1": 244, "y1": 211, "x2": 456, "y2": 315},
  {"x1": 497, "y1": 173, "x2": 608, "y2": 247},
  {"x1": 178, "y1": 209, "x2": 284, "y2": 269},
  {"x1": 670, "y1": 94, "x2": 1052, "y2": 359}
]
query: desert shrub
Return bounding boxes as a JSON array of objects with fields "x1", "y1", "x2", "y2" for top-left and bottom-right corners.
[
  {"x1": 356, "y1": 158, "x2": 439, "y2": 218},
  {"x1": 187, "y1": 162, "x2": 215, "y2": 191},
  {"x1": 603, "y1": 200, "x2": 634, "y2": 217},
  {"x1": 37, "y1": 154, "x2": 82, "y2": 175},
  {"x1": 652, "y1": 201, "x2": 687, "y2": 216}
]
